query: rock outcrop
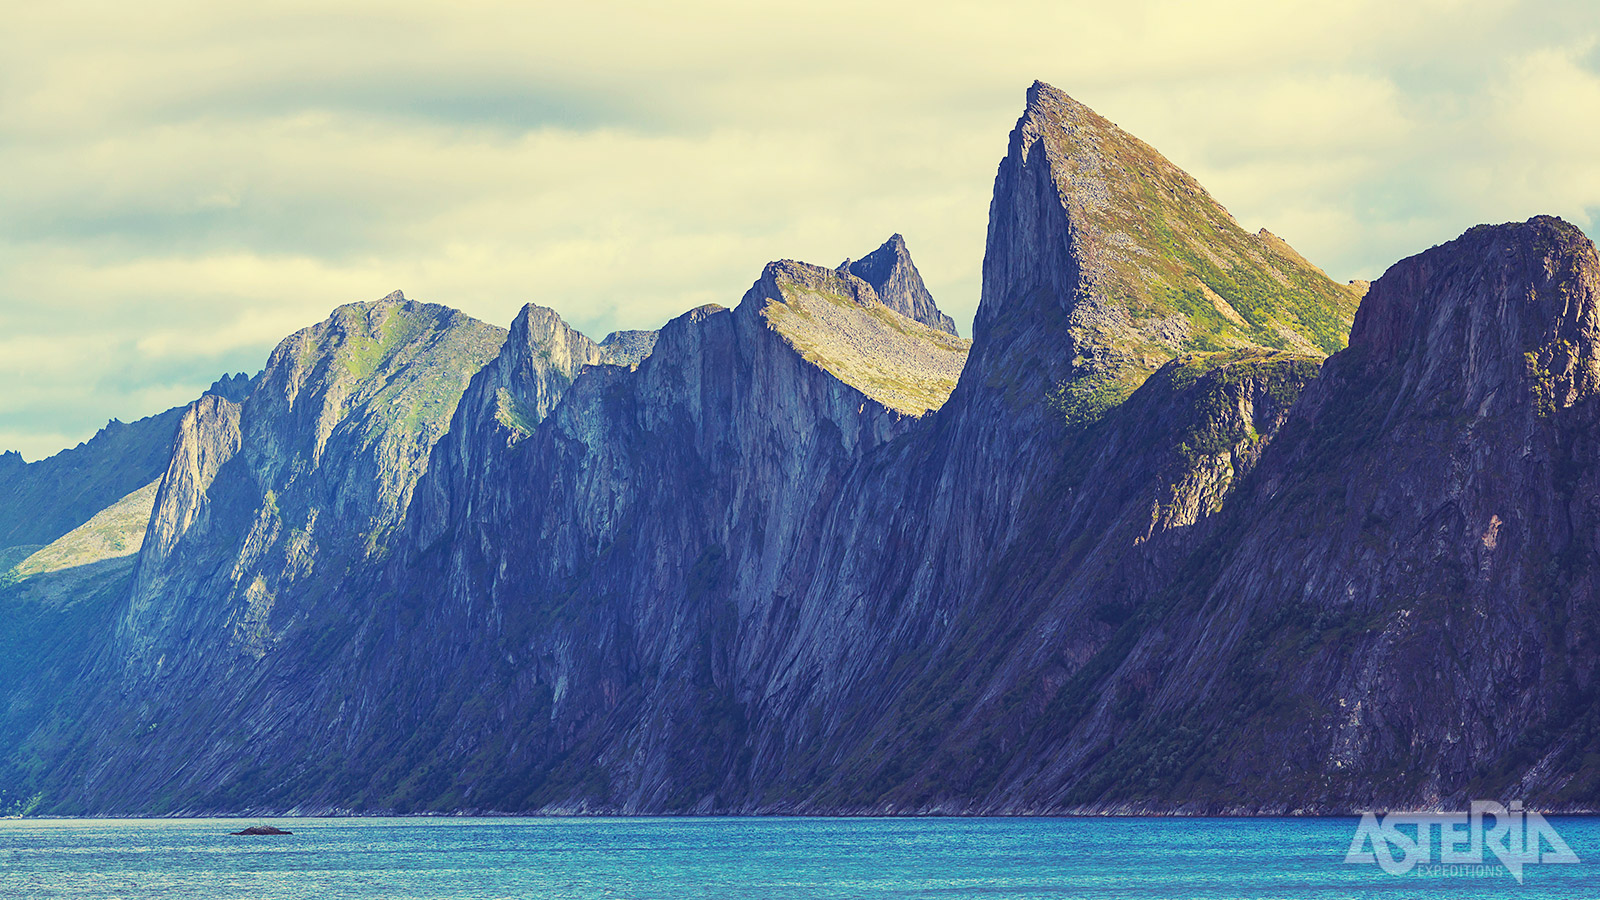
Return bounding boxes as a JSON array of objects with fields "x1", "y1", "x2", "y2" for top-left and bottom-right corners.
[
  {"x1": 230, "y1": 825, "x2": 291, "y2": 835},
  {"x1": 598, "y1": 330, "x2": 659, "y2": 367}
]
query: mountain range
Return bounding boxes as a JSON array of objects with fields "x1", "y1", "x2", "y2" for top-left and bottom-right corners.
[{"x1": 2, "y1": 81, "x2": 1597, "y2": 816}]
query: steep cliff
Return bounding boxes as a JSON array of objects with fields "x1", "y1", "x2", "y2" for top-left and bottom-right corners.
[
  {"x1": 408, "y1": 301, "x2": 601, "y2": 553},
  {"x1": 119, "y1": 295, "x2": 504, "y2": 667},
  {"x1": 978, "y1": 82, "x2": 1360, "y2": 431},
  {"x1": 0, "y1": 374, "x2": 250, "y2": 815}
]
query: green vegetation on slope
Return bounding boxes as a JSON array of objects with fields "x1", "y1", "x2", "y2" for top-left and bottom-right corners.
[
  {"x1": 272, "y1": 296, "x2": 508, "y2": 555},
  {"x1": 11, "y1": 480, "x2": 160, "y2": 582},
  {"x1": 760, "y1": 263, "x2": 971, "y2": 416},
  {"x1": 1022, "y1": 83, "x2": 1363, "y2": 427}
]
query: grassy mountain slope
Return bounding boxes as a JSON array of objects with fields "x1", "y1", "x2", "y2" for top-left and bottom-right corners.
[
  {"x1": 758, "y1": 259, "x2": 970, "y2": 416},
  {"x1": 1000, "y1": 82, "x2": 1363, "y2": 425}
]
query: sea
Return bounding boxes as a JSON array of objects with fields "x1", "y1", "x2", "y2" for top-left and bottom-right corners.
[{"x1": 0, "y1": 815, "x2": 1595, "y2": 899}]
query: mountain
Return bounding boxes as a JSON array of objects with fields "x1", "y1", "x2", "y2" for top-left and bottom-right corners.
[
  {"x1": 120, "y1": 293, "x2": 505, "y2": 679},
  {"x1": 4, "y1": 81, "x2": 1598, "y2": 817},
  {"x1": 0, "y1": 293, "x2": 508, "y2": 815},
  {"x1": 0, "y1": 373, "x2": 253, "y2": 575}
]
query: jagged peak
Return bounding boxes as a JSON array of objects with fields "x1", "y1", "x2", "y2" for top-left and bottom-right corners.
[
  {"x1": 1026, "y1": 78, "x2": 1068, "y2": 107},
  {"x1": 1010, "y1": 81, "x2": 1118, "y2": 166},
  {"x1": 206, "y1": 372, "x2": 253, "y2": 403},
  {"x1": 287, "y1": 295, "x2": 491, "y2": 354},
  {"x1": 844, "y1": 234, "x2": 958, "y2": 336},
  {"x1": 258, "y1": 295, "x2": 506, "y2": 432},
  {"x1": 841, "y1": 233, "x2": 910, "y2": 268},
  {"x1": 1023, "y1": 80, "x2": 1097, "y2": 124},
  {"x1": 508, "y1": 301, "x2": 578, "y2": 342},
  {"x1": 499, "y1": 302, "x2": 602, "y2": 381},
  {"x1": 312, "y1": 292, "x2": 474, "y2": 339},
  {"x1": 757, "y1": 258, "x2": 881, "y2": 308},
  {"x1": 458, "y1": 302, "x2": 603, "y2": 443}
]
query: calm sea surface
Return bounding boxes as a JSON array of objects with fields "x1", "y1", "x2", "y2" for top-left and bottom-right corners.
[{"x1": 1, "y1": 816, "x2": 1595, "y2": 899}]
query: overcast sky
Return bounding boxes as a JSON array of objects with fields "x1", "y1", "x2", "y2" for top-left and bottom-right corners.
[{"x1": 2, "y1": 0, "x2": 1597, "y2": 460}]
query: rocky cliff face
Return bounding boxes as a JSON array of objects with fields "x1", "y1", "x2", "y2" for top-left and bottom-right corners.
[
  {"x1": 1025, "y1": 216, "x2": 1600, "y2": 812},
  {"x1": 7, "y1": 83, "x2": 1598, "y2": 816},
  {"x1": 978, "y1": 82, "x2": 1361, "y2": 430},
  {"x1": 47, "y1": 295, "x2": 506, "y2": 809},
  {"x1": 598, "y1": 330, "x2": 659, "y2": 367},
  {"x1": 407, "y1": 301, "x2": 600, "y2": 554},
  {"x1": 0, "y1": 374, "x2": 249, "y2": 815}
]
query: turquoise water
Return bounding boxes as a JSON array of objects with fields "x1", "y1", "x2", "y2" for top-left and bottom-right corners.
[{"x1": 0, "y1": 816, "x2": 1595, "y2": 898}]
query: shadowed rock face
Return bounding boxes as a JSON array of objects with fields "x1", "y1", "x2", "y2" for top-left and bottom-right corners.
[
  {"x1": 1052, "y1": 216, "x2": 1600, "y2": 813},
  {"x1": 9, "y1": 85, "x2": 1600, "y2": 818},
  {"x1": 407, "y1": 302, "x2": 599, "y2": 553},
  {"x1": 0, "y1": 408, "x2": 190, "y2": 557}
]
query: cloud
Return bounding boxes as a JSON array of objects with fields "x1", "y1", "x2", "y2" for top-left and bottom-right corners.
[{"x1": 1, "y1": 0, "x2": 1597, "y2": 459}]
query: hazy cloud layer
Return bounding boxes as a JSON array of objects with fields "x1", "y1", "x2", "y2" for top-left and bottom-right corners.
[{"x1": 3, "y1": 0, "x2": 1597, "y2": 459}]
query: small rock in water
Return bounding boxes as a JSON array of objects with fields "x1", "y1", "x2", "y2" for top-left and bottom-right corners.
[{"x1": 229, "y1": 825, "x2": 292, "y2": 835}]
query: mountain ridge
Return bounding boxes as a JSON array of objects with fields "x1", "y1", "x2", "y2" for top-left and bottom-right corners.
[{"x1": 4, "y1": 83, "x2": 1598, "y2": 817}]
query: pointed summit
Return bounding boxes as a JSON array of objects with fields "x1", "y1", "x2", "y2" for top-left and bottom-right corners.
[
  {"x1": 845, "y1": 235, "x2": 958, "y2": 335},
  {"x1": 975, "y1": 80, "x2": 1363, "y2": 425}
]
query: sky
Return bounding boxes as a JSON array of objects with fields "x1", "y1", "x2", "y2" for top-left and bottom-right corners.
[{"x1": 2, "y1": 0, "x2": 1598, "y2": 460}]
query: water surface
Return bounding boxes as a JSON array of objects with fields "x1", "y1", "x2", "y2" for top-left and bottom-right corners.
[{"x1": 1, "y1": 816, "x2": 1594, "y2": 898}]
